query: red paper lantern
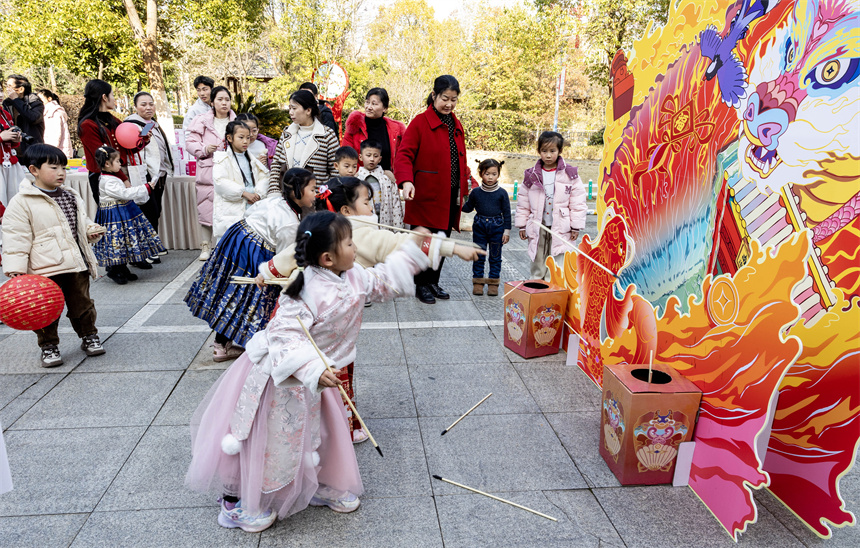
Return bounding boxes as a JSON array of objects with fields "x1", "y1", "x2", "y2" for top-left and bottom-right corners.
[
  {"x1": 115, "y1": 122, "x2": 142, "y2": 150},
  {"x1": 0, "y1": 275, "x2": 65, "y2": 331}
]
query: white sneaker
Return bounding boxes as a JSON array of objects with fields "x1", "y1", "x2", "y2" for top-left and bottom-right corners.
[
  {"x1": 198, "y1": 242, "x2": 211, "y2": 261},
  {"x1": 217, "y1": 499, "x2": 277, "y2": 532},
  {"x1": 310, "y1": 487, "x2": 361, "y2": 513}
]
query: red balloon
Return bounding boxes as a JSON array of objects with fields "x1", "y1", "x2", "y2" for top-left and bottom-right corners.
[
  {"x1": 115, "y1": 122, "x2": 142, "y2": 150},
  {"x1": 0, "y1": 275, "x2": 65, "y2": 331}
]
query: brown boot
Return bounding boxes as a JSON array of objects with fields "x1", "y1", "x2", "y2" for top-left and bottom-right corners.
[
  {"x1": 487, "y1": 279, "x2": 501, "y2": 296},
  {"x1": 472, "y1": 278, "x2": 486, "y2": 295}
]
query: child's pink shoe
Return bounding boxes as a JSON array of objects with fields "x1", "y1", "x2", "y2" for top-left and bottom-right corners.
[
  {"x1": 352, "y1": 429, "x2": 369, "y2": 444},
  {"x1": 213, "y1": 342, "x2": 244, "y2": 362},
  {"x1": 217, "y1": 499, "x2": 276, "y2": 532},
  {"x1": 310, "y1": 486, "x2": 361, "y2": 513}
]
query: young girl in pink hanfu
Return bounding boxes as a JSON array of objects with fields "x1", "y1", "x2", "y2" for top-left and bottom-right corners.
[
  {"x1": 185, "y1": 210, "x2": 439, "y2": 532},
  {"x1": 515, "y1": 131, "x2": 587, "y2": 280}
]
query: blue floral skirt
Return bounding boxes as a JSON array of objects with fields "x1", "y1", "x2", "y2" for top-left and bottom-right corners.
[
  {"x1": 93, "y1": 200, "x2": 165, "y2": 266},
  {"x1": 184, "y1": 220, "x2": 280, "y2": 346}
]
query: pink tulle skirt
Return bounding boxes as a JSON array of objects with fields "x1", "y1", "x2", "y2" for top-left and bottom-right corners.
[{"x1": 185, "y1": 354, "x2": 363, "y2": 518}]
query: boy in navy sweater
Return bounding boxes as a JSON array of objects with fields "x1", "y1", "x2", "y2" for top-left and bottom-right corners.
[{"x1": 462, "y1": 159, "x2": 510, "y2": 296}]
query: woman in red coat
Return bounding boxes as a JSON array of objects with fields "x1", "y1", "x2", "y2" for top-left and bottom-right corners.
[
  {"x1": 342, "y1": 88, "x2": 406, "y2": 171},
  {"x1": 394, "y1": 75, "x2": 473, "y2": 304},
  {"x1": 78, "y1": 79, "x2": 147, "y2": 204}
]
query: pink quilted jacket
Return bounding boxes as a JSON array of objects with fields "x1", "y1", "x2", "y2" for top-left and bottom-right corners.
[{"x1": 514, "y1": 157, "x2": 587, "y2": 261}]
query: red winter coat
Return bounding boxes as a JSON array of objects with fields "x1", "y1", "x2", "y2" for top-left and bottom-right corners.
[
  {"x1": 393, "y1": 106, "x2": 472, "y2": 230},
  {"x1": 342, "y1": 110, "x2": 406, "y2": 168},
  {"x1": 79, "y1": 116, "x2": 145, "y2": 176}
]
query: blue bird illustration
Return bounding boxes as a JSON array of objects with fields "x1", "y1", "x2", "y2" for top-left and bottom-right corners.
[{"x1": 698, "y1": 0, "x2": 776, "y2": 107}]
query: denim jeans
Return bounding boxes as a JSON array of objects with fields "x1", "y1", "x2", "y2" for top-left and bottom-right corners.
[{"x1": 472, "y1": 215, "x2": 505, "y2": 279}]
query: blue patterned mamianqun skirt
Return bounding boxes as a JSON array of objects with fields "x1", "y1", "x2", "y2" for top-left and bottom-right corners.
[
  {"x1": 93, "y1": 200, "x2": 165, "y2": 266},
  {"x1": 184, "y1": 220, "x2": 280, "y2": 346}
]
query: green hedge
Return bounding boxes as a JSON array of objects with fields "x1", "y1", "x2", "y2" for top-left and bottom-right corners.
[{"x1": 458, "y1": 109, "x2": 532, "y2": 151}]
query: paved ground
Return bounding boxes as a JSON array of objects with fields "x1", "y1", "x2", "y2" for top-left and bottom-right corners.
[{"x1": 0, "y1": 209, "x2": 857, "y2": 547}]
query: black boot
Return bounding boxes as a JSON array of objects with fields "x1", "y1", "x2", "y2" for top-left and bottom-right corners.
[
  {"x1": 120, "y1": 264, "x2": 139, "y2": 281},
  {"x1": 131, "y1": 260, "x2": 152, "y2": 270},
  {"x1": 429, "y1": 283, "x2": 450, "y2": 299},
  {"x1": 416, "y1": 284, "x2": 436, "y2": 304},
  {"x1": 106, "y1": 266, "x2": 127, "y2": 285}
]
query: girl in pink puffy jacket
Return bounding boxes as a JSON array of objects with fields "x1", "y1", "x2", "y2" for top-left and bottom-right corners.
[{"x1": 515, "y1": 131, "x2": 587, "y2": 280}]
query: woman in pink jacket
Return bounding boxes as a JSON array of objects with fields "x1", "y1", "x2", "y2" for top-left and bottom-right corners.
[
  {"x1": 515, "y1": 131, "x2": 587, "y2": 280},
  {"x1": 186, "y1": 86, "x2": 236, "y2": 260}
]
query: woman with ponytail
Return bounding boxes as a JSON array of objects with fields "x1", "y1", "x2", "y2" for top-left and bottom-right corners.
[
  {"x1": 78, "y1": 79, "x2": 148, "y2": 204},
  {"x1": 184, "y1": 168, "x2": 316, "y2": 362},
  {"x1": 186, "y1": 210, "x2": 443, "y2": 532}
]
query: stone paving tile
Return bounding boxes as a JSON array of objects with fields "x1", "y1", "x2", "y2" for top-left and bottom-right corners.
[
  {"x1": 259, "y1": 496, "x2": 443, "y2": 548},
  {"x1": 435, "y1": 490, "x2": 606, "y2": 548},
  {"x1": 401, "y1": 326, "x2": 508, "y2": 365},
  {"x1": 409, "y1": 362, "x2": 540, "y2": 417},
  {"x1": 97, "y1": 425, "x2": 210, "y2": 511},
  {"x1": 355, "y1": 365, "x2": 416, "y2": 419},
  {"x1": 0, "y1": 513, "x2": 88, "y2": 548},
  {"x1": 544, "y1": 412, "x2": 620, "y2": 489},
  {"x1": 70, "y1": 507, "x2": 259, "y2": 547},
  {"x1": 163, "y1": 279, "x2": 196, "y2": 305},
  {"x1": 76, "y1": 332, "x2": 210, "y2": 372},
  {"x1": 92, "y1": 304, "x2": 142, "y2": 328},
  {"x1": 594, "y1": 484, "x2": 805, "y2": 548},
  {"x1": 515, "y1": 362, "x2": 601, "y2": 413},
  {"x1": 354, "y1": 328, "x2": 406, "y2": 367},
  {"x1": 544, "y1": 489, "x2": 625, "y2": 546},
  {"x1": 142, "y1": 303, "x2": 206, "y2": 327},
  {"x1": 153, "y1": 369, "x2": 223, "y2": 426},
  {"x1": 420, "y1": 413, "x2": 586, "y2": 496},
  {"x1": 123, "y1": 251, "x2": 199, "y2": 283},
  {"x1": 0, "y1": 374, "x2": 65, "y2": 430},
  {"x1": 0, "y1": 332, "x2": 91, "y2": 374},
  {"x1": 354, "y1": 418, "x2": 431, "y2": 498},
  {"x1": 396, "y1": 298, "x2": 483, "y2": 323},
  {"x1": 0, "y1": 427, "x2": 145, "y2": 515},
  {"x1": 471, "y1": 295, "x2": 504, "y2": 322},
  {"x1": 88, "y1": 281, "x2": 165, "y2": 306},
  {"x1": 754, "y1": 481, "x2": 860, "y2": 547},
  {"x1": 10, "y1": 371, "x2": 181, "y2": 429},
  {"x1": 0, "y1": 374, "x2": 42, "y2": 410},
  {"x1": 361, "y1": 300, "x2": 397, "y2": 323}
]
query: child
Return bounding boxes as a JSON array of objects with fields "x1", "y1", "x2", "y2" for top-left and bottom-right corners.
[
  {"x1": 186, "y1": 210, "x2": 440, "y2": 532},
  {"x1": 212, "y1": 121, "x2": 269, "y2": 242},
  {"x1": 1, "y1": 144, "x2": 106, "y2": 367},
  {"x1": 515, "y1": 131, "x2": 587, "y2": 280},
  {"x1": 462, "y1": 158, "x2": 511, "y2": 296},
  {"x1": 332, "y1": 146, "x2": 359, "y2": 177},
  {"x1": 257, "y1": 178, "x2": 483, "y2": 443},
  {"x1": 237, "y1": 113, "x2": 276, "y2": 169},
  {"x1": 92, "y1": 146, "x2": 166, "y2": 285},
  {"x1": 356, "y1": 139, "x2": 402, "y2": 228},
  {"x1": 185, "y1": 168, "x2": 316, "y2": 362}
]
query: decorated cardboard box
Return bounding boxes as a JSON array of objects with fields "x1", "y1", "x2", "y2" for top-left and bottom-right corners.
[
  {"x1": 599, "y1": 363, "x2": 702, "y2": 485},
  {"x1": 503, "y1": 280, "x2": 567, "y2": 359}
]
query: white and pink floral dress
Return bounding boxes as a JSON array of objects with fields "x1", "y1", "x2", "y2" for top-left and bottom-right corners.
[{"x1": 185, "y1": 240, "x2": 431, "y2": 518}]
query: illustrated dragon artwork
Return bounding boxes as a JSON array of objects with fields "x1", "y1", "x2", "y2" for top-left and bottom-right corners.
[{"x1": 545, "y1": 0, "x2": 859, "y2": 541}]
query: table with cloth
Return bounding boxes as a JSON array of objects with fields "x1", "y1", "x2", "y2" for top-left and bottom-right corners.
[{"x1": 65, "y1": 172, "x2": 200, "y2": 250}]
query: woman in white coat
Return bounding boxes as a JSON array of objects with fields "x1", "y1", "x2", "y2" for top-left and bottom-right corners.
[{"x1": 213, "y1": 120, "x2": 268, "y2": 242}]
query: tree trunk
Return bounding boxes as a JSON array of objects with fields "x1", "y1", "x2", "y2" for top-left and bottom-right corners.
[
  {"x1": 122, "y1": 0, "x2": 176, "y2": 145},
  {"x1": 48, "y1": 66, "x2": 58, "y2": 93},
  {"x1": 98, "y1": 59, "x2": 104, "y2": 80}
]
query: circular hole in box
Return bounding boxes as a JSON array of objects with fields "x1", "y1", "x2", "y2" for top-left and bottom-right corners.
[
  {"x1": 631, "y1": 369, "x2": 672, "y2": 384},
  {"x1": 523, "y1": 282, "x2": 549, "y2": 290}
]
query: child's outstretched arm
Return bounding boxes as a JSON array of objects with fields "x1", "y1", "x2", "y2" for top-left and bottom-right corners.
[{"x1": 361, "y1": 238, "x2": 433, "y2": 302}]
